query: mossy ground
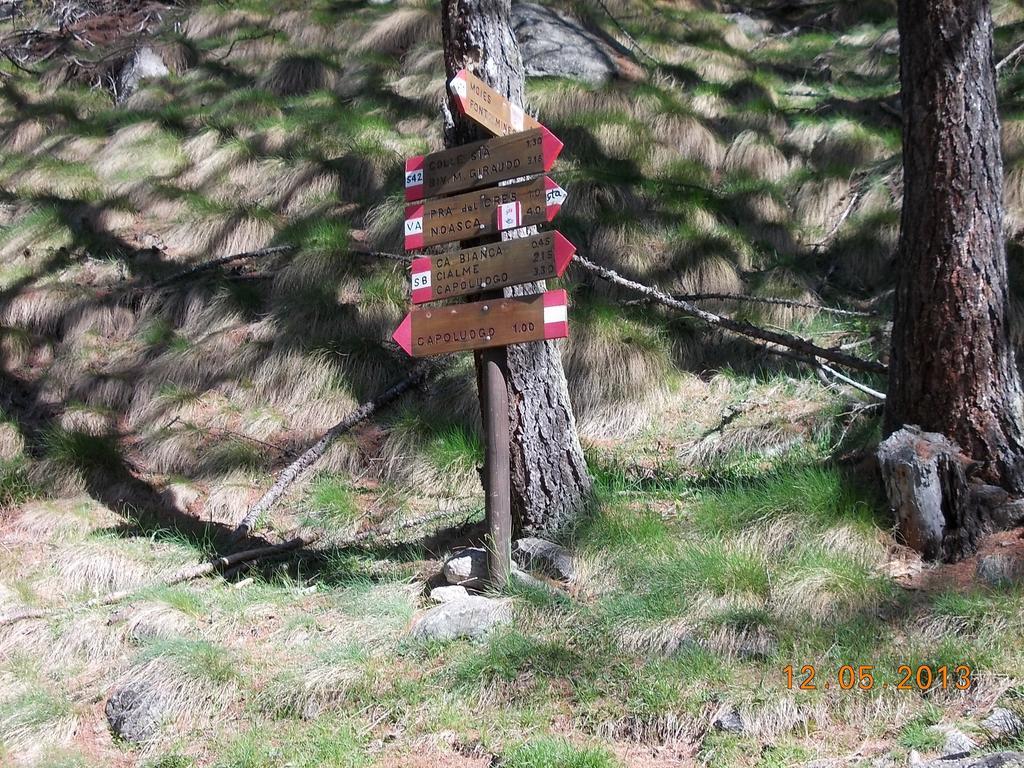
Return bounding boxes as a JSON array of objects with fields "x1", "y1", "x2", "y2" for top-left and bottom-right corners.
[{"x1": 1, "y1": 0, "x2": 1024, "y2": 765}]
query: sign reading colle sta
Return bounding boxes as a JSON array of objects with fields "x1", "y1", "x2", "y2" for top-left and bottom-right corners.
[
  {"x1": 449, "y1": 68, "x2": 543, "y2": 137},
  {"x1": 410, "y1": 232, "x2": 575, "y2": 304},
  {"x1": 392, "y1": 289, "x2": 570, "y2": 357},
  {"x1": 404, "y1": 176, "x2": 567, "y2": 251},
  {"x1": 404, "y1": 127, "x2": 563, "y2": 202}
]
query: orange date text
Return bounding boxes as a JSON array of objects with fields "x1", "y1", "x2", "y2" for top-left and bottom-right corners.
[{"x1": 784, "y1": 664, "x2": 973, "y2": 691}]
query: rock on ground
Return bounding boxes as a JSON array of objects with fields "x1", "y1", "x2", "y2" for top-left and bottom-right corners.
[
  {"x1": 443, "y1": 547, "x2": 487, "y2": 588},
  {"x1": 983, "y1": 708, "x2": 1024, "y2": 737},
  {"x1": 116, "y1": 47, "x2": 169, "y2": 104},
  {"x1": 928, "y1": 726, "x2": 977, "y2": 757},
  {"x1": 105, "y1": 683, "x2": 164, "y2": 743},
  {"x1": 712, "y1": 706, "x2": 744, "y2": 733},
  {"x1": 511, "y1": 1, "x2": 617, "y2": 86},
  {"x1": 977, "y1": 553, "x2": 1024, "y2": 586},
  {"x1": 429, "y1": 585, "x2": 470, "y2": 603},
  {"x1": 410, "y1": 596, "x2": 512, "y2": 641},
  {"x1": 512, "y1": 537, "x2": 574, "y2": 582}
]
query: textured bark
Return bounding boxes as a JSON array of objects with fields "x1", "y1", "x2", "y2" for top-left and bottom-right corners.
[
  {"x1": 441, "y1": 0, "x2": 592, "y2": 535},
  {"x1": 886, "y1": 0, "x2": 1024, "y2": 493},
  {"x1": 877, "y1": 427, "x2": 1024, "y2": 561}
]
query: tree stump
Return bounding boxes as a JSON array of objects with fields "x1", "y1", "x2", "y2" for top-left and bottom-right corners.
[{"x1": 878, "y1": 426, "x2": 1024, "y2": 562}]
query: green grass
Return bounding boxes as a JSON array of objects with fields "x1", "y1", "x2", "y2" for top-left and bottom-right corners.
[
  {"x1": 305, "y1": 474, "x2": 360, "y2": 527},
  {"x1": 426, "y1": 425, "x2": 483, "y2": 475},
  {"x1": 500, "y1": 737, "x2": 619, "y2": 768},
  {"x1": 42, "y1": 428, "x2": 122, "y2": 473},
  {"x1": 0, "y1": 455, "x2": 41, "y2": 508},
  {"x1": 214, "y1": 721, "x2": 366, "y2": 768},
  {"x1": 141, "y1": 638, "x2": 237, "y2": 683}
]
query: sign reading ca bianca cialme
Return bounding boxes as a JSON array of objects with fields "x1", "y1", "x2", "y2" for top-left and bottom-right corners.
[{"x1": 409, "y1": 232, "x2": 575, "y2": 304}]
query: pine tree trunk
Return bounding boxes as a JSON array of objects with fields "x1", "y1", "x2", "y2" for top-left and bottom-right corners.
[
  {"x1": 886, "y1": 0, "x2": 1024, "y2": 496},
  {"x1": 441, "y1": 0, "x2": 592, "y2": 535}
]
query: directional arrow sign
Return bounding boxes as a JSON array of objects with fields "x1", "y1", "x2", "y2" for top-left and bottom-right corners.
[
  {"x1": 404, "y1": 176, "x2": 567, "y2": 251},
  {"x1": 449, "y1": 68, "x2": 543, "y2": 137},
  {"x1": 405, "y1": 127, "x2": 563, "y2": 202},
  {"x1": 392, "y1": 289, "x2": 569, "y2": 357},
  {"x1": 410, "y1": 231, "x2": 575, "y2": 304}
]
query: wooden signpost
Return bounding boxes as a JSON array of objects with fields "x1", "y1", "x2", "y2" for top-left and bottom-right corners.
[
  {"x1": 448, "y1": 68, "x2": 543, "y2": 137},
  {"x1": 404, "y1": 176, "x2": 567, "y2": 251},
  {"x1": 391, "y1": 69, "x2": 574, "y2": 588},
  {"x1": 410, "y1": 232, "x2": 575, "y2": 304},
  {"x1": 405, "y1": 127, "x2": 563, "y2": 202},
  {"x1": 392, "y1": 290, "x2": 569, "y2": 356}
]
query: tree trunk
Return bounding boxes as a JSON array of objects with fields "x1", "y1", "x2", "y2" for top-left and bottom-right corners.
[
  {"x1": 441, "y1": 0, "x2": 592, "y2": 536},
  {"x1": 886, "y1": 0, "x2": 1024, "y2": 497}
]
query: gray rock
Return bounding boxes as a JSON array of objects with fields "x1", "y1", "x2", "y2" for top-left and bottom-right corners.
[
  {"x1": 443, "y1": 547, "x2": 487, "y2": 587},
  {"x1": 410, "y1": 596, "x2": 512, "y2": 641},
  {"x1": 726, "y1": 12, "x2": 771, "y2": 41},
  {"x1": 932, "y1": 727, "x2": 977, "y2": 757},
  {"x1": 513, "y1": 537, "x2": 574, "y2": 582},
  {"x1": 916, "y1": 752, "x2": 1024, "y2": 768},
  {"x1": 976, "y1": 554, "x2": 1024, "y2": 586},
  {"x1": 512, "y1": 2, "x2": 617, "y2": 86},
  {"x1": 105, "y1": 683, "x2": 164, "y2": 743},
  {"x1": 712, "y1": 706, "x2": 744, "y2": 733},
  {"x1": 116, "y1": 47, "x2": 169, "y2": 104},
  {"x1": 991, "y1": 500, "x2": 1024, "y2": 530},
  {"x1": 983, "y1": 708, "x2": 1024, "y2": 737},
  {"x1": 429, "y1": 585, "x2": 470, "y2": 603}
]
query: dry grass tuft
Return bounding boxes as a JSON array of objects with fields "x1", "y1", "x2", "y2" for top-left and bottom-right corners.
[
  {"x1": 665, "y1": 244, "x2": 746, "y2": 297},
  {"x1": 793, "y1": 177, "x2": 852, "y2": 235},
  {"x1": 563, "y1": 317, "x2": 675, "y2": 439},
  {"x1": 561, "y1": 178, "x2": 649, "y2": 223},
  {"x1": 667, "y1": 45, "x2": 747, "y2": 84},
  {"x1": 95, "y1": 122, "x2": 186, "y2": 187},
  {"x1": 810, "y1": 120, "x2": 891, "y2": 168},
  {"x1": 724, "y1": 131, "x2": 790, "y2": 182},
  {"x1": 649, "y1": 114, "x2": 725, "y2": 171},
  {"x1": 1006, "y1": 162, "x2": 1024, "y2": 237},
  {"x1": 53, "y1": 542, "x2": 153, "y2": 597},
  {"x1": 181, "y1": 8, "x2": 265, "y2": 41},
  {"x1": 353, "y1": 7, "x2": 439, "y2": 55},
  {"x1": 260, "y1": 56, "x2": 337, "y2": 97}
]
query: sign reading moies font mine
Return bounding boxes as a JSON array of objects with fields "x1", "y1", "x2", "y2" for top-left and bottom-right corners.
[
  {"x1": 392, "y1": 289, "x2": 569, "y2": 357},
  {"x1": 410, "y1": 231, "x2": 575, "y2": 304},
  {"x1": 404, "y1": 128, "x2": 563, "y2": 201},
  {"x1": 449, "y1": 68, "x2": 543, "y2": 137},
  {"x1": 404, "y1": 176, "x2": 567, "y2": 250}
]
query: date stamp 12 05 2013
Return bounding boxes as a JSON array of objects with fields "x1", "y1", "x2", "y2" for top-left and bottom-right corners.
[{"x1": 785, "y1": 664, "x2": 973, "y2": 691}]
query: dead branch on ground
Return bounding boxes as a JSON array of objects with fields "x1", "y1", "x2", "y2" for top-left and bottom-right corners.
[
  {"x1": 574, "y1": 253, "x2": 887, "y2": 375},
  {"x1": 231, "y1": 361, "x2": 439, "y2": 540}
]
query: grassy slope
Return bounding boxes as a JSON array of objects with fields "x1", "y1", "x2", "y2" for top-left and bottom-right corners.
[{"x1": 0, "y1": 0, "x2": 1023, "y2": 765}]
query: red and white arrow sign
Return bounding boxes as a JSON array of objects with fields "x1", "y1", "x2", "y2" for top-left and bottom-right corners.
[
  {"x1": 404, "y1": 127, "x2": 563, "y2": 202},
  {"x1": 408, "y1": 231, "x2": 576, "y2": 304},
  {"x1": 403, "y1": 177, "x2": 568, "y2": 251},
  {"x1": 392, "y1": 289, "x2": 570, "y2": 357}
]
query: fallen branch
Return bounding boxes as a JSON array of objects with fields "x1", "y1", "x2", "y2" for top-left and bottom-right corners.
[
  {"x1": 626, "y1": 292, "x2": 874, "y2": 318},
  {"x1": 593, "y1": 0, "x2": 662, "y2": 67},
  {"x1": 151, "y1": 244, "x2": 295, "y2": 289},
  {"x1": 998, "y1": 39, "x2": 1024, "y2": 72},
  {"x1": 819, "y1": 362, "x2": 886, "y2": 400},
  {"x1": 0, "y1": 535, "x2": 310, "y2": 627},
  {"x1": 231, "y1": 361, "x2": 436, "y2": 540},
  {"x1": 0, "y1": 507, "x2": 465, "y2": 628},
  {"x1": 574, "y1": 253, "x2": 887, "y2": 375}
]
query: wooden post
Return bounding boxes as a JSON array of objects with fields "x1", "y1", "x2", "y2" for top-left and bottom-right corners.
[{"x1": 480, "y1": 339, "x2": 512, "y2": 588}]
